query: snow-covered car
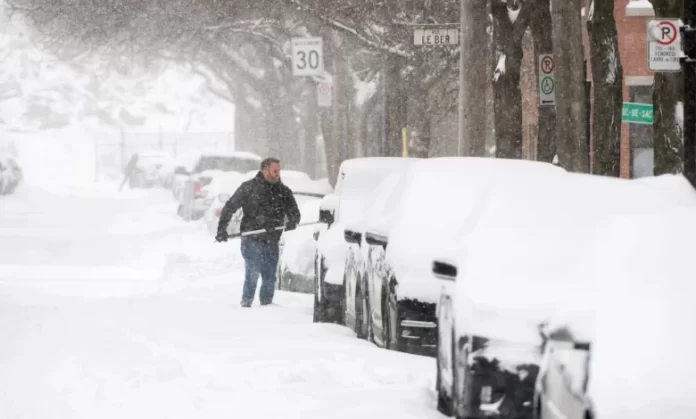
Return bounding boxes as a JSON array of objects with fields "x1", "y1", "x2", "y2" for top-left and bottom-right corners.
[
  {"x1": 313, "y1": 157, "x2": 420, "y2": 325},
  {"x1": 0, "y1": 154, "x2": 22, "y2": 195},
  {"x1": 432, "y1": 172, "x2": 696, "y2": 419},
  {"x1": 276, "y1": 197, "x2": 324, "y2": 293},
  {"x1": 534, "y1": 200, "x2": 696, "y2": 419},
  {"x1": 177, "y1": 151, "x2": 262, "y2": 221},
  {"x1": 202, "y1": 171, "x2": 251, "y2": 236},
  {"x1": 356, "y1": 157, "x2": 563, "y2": 357},
  {"x1": 127, "y1": 150, "x2": 174, "y2": 188}
]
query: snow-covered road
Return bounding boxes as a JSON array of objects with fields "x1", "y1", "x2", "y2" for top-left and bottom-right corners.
[{"x1": 0, "y1": 184, "x2": 443, "y2": 418}]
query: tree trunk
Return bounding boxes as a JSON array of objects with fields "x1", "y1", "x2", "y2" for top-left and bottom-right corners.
[
  {"x1": 551, "y1": 0, "x2": 588, "y2": 172},
  {"x1": 530, "y1": 0, "x2": 558, "y2": 163},
  {"x1": 491, "y1": 0, "x2": 530, "y2": 159},
  {"x1": 331, "y1": 31, "x2": 353, "y2": 165},
  {"x1": 587, "y1": 0, "x2": 623, "y2": 176},
  {"x1": 383, "y1": 54, "x2": 408, "y2": 157},
  {"x1": 649, "y1": 0, "x2": 684, "y2": 175},
  {"x1": 303, "y1": 82, "x2": 319, "y2": 178},
  {"x1": 460, "y1": 0, "x2": 489, "y2": 157}
]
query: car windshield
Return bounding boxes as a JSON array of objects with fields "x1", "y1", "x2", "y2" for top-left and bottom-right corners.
[{"x1": 193, "y1": 156, "x2": 259, "y2": 174}]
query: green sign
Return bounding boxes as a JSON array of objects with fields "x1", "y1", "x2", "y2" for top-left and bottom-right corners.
[{"x1": 622, "y1": 102, "x2": 653, "y2": 124}]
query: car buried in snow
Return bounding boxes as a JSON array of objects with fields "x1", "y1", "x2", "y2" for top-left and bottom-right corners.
[
  {"x1": 534, "y1": 203, "x2": 696, "y2": 419},
  {"x1": 313, "y1": 157, "x2": 420, "y2": 325},
  {"x1": 432, "y1": 170, "x2": 696, "y2": 419}
]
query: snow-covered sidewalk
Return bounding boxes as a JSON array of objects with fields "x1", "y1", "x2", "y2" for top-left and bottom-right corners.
[{"x1": 0, "y1": 184, "x2": 442, "y2": 419}]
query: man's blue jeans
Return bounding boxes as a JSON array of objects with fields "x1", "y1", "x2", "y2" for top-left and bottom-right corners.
[{"x1": 240, "y1": 238, "x2": 280, "y2": 305}]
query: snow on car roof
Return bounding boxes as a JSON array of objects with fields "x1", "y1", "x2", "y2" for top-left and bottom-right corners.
[
  {"x1": 587, "y1": 207, "x2": 696, "y2": 419},
  {"x1": 382, "y1": 157, "x2": 565, "y2": 304},
  {"x1": 200, "y1": 151, "x2": 262, "y2": 161},
  {"x1": 453, "y1": 171, "x2": 696, "y2": 345}
]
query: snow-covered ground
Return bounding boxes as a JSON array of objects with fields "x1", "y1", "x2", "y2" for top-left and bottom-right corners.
[{"x1": 0, "y1": 184, "x2": 442, "y2": 418}]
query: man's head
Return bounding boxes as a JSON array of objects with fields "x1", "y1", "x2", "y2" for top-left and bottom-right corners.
[{"x1": 260, "y1": 157, "x2": 281, "y2": 184}]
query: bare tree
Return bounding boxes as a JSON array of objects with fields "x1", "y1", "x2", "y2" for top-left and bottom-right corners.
[
  {"x1": 587, "y1": 0, "x2": 623, "y2": 176},
  {"x1": 551, "y1": 0, "x2": 588, "y2": 172},
  {"x1": 649, "y1": 0, "x2": 684, "y2": 175},
  {"x1": 529, "y1": 0, "x2": 557, "y2": 163}
]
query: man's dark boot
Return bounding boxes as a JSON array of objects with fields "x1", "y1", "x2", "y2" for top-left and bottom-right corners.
[{"x1": 241, "y1": 299, "x2": 252, "y2": 308}]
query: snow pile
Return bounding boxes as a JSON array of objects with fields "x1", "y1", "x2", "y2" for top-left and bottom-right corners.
[
  {"x1": 280, "y1": 198, "x2": 324, "y2": 277},
  {"x1": 454, "y1": 171, "x2": 696, "y2": 346},
  {"x1": 588, "y1": 207, "x2": 696, "y2": 419},
  {"x1": 384, "y1": 157, "x2": 564, "y2": 304}
]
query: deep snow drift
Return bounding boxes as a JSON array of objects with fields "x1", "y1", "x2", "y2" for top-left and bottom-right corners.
[{"x1": 0, "y1": 184, "x2": 442, "y2": 418}]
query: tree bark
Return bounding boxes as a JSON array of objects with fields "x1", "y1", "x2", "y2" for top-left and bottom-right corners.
[
  {"x1": 587, "y1": 0, "x2": 623, "y2": 176},
  {"x1": 649, "y1": 0, "x2": 684, "y2": 175},
  {"x1": 551, "y1": 0, "x2": 588, "y2": 172},
  {"x1": 530, "y1": 0, "x2": 558, "y2": 163},
  {"x1": 383, "y1": 54, "x2": 408, "y2": 157},
  {"x1": 491, "y1": 0, "x2": 530, "y2": 159},
  {"x1": 331, "y1": 31, "x2": 353, "y2": 166},
  {"x1": 460, "y1": 0, "x2": 489, "y2": 157},
  {"x1": 302, "y1": 81, "x2": 319, "y2": 178}
]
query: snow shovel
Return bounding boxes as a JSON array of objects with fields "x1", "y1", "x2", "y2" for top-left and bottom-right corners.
[{"x1": 215, "y1": 221, "x2": 322, "y2": 242}]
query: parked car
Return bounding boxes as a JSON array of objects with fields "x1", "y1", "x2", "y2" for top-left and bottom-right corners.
[
  {"x1": 313, "y1": 157, "x2": 420, "y2": 325},
  {"x1": 177, "y1": 151, "x2": 262, "y2": 221},
  {"x1": 534, "y1": 204, "x2": 696, "y2": 419},
  {"x1": 126, "y1": 150, "x2": 174, "y2": 188},
  {"x1": 432, "y1": 172, "x2": 696, "y2": 419},
  {"x1": 202, "y1": 171, "x2": 251, "y2": 236},
  {"x1": 276, "y1": 197, "x2": 325, "y2": 293}
]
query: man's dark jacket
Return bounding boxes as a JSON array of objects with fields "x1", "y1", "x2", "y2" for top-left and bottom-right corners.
[{"x1": 217, "y1": 171, "x2": 301, "y2": 242}]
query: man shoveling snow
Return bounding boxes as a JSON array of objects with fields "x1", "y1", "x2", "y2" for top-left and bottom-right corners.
[{"x1": 215, "y1": 157, "x2": 301, "y2": 307}]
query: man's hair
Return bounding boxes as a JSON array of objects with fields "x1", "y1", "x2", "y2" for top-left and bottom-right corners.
[{"x1": 260, "y1": 157, "x2": 280, "y2": 170}]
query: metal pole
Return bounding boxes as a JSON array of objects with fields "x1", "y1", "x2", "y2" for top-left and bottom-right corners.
[
  {"x1": 683, "y1": 0, "x2": 696, "y2": 187},
  {"x1": 457, "y1": 0, "x2": 465, "y2": 156}
]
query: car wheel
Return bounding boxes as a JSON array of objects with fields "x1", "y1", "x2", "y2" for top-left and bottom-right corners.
[
  {"x1": 313, "y1": 253, "x2": 327, "y2": 323},
  {"x1": 437, "y1": 328, "x2": 455, "y2": 416},
  {"x1": 355, "y1": 285, "x2": 368, "y2": 340}
]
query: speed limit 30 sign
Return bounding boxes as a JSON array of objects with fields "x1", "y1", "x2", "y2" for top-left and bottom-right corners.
[{"x1": 291, "y1": 37, "x2": 324, "y2": 77}]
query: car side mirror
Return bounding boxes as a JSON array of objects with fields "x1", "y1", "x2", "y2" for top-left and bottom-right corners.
[
  {"x1": 539, "y1": 324, "x2": 591, "y2": 351},
  {"x1": 319, "y1": 193, "x2": 339, "y2": 225},
  {"x1": 432, "y1": 260, "x2": 457, "y2": 281},
  {"x1": 319, "y1": 209, "x2": 334, "y2": 225},
  {"x1": 364, "y1": 231, "x2": 388, "y2": 248},
  {"x1": 344, "y1": 229, "x2": 362, "y2": 245}
]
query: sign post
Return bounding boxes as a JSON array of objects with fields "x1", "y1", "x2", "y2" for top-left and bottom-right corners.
[
  {"x1": 538, "y1": 54, "x2": 556, "y2": 106},
  {"x1": 647, "y1": 19, "x2": 683, "y2": 72},
  {"x1": 621, "y1": 102, "x2": 654, "y2": 124},
  {"x1": 316, "y1": 82, "x2": 332, "y2": 107},
  {"x1": 291, "y1": 37, "x2": 324, "y2": 77},
  {"x1": 413, "y1": 28, "x2": 459, "y2": 45}
]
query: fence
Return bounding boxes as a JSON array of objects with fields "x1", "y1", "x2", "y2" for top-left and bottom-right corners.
[{"x1": 95, "y1": 129, "x2": 234, "y2": 180}]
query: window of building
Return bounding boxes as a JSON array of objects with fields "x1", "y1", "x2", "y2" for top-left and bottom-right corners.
[{"x1": 629, "y1": 85, "x2": 654, "y2": 178}]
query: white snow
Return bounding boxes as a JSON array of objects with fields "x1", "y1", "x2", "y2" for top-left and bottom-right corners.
[
  {"x1": 279, "y1": 198, "x2": 324, "y2": 277},
  {"x1": 384, "y1": 157, "x2": 564, "y2": 304},
  {"x1": 318, "y1": 158, "x2": 420, "y2": 285},
  {"x1": 0, "y1": 183, "x2": 443, "y2": 419},
  {"x1": 453, "y1": 172, "x2": 696, "y2": 346},
  {"x1": 586, "y1": 207, "x2": 696, "y2": 419},
  {"x1": 676, "y1": 100, "x2": 684, "y2": 132}
]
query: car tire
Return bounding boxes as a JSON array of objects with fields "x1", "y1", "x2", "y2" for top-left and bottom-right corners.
[{"x1": 355, "y1": 284, "x2": 369, "y2": 340}]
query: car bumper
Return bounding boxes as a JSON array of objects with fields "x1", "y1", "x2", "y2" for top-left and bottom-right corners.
[
  {"x1": 397, "y1": 299, "x2": 437, "y2": 356},
  {"x1": 457, "y1": 336, "x2": 540, "y2": 419}
]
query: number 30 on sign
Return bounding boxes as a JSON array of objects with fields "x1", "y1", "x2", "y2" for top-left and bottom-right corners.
[{"x1": 292, "y1": 37, "x2": 324, "y2": 77}]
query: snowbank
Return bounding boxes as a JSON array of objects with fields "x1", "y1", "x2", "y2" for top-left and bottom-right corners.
[
  {"x1": 384, "y1": 157, "x2": 564, "y2": 304},
  {"x1": 454, "y1": 171, "x2": 696, "y2": 346},
  {"x1": 588, "y1": 208, "x2": 696, "y2": 419},
  {"x1": 280, "y1": 199, "x2": 323, "y2": 277}
]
